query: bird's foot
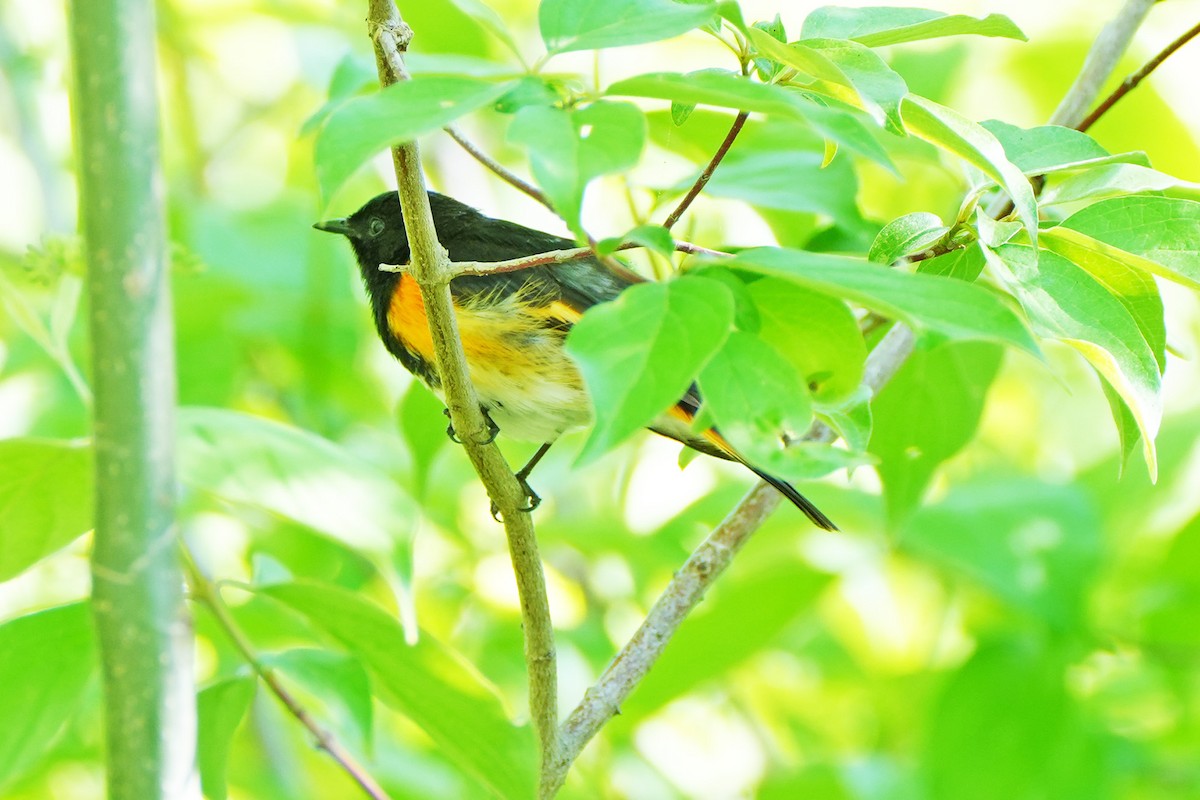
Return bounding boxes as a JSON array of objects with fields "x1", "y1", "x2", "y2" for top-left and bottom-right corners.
[
  {"x1": 490, "y1": 476, "x2": 542, "y2": 522},
  {"x1": 443, "y1": 407, "x2": 500, "y2": 445}
]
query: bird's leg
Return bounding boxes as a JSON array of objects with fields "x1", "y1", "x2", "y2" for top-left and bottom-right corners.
[
  {"x1": 491, "y1": 441, "x2": 554, "y2": 521},
  {"x1": 443, "y1": 407, "x2": 500, "y2": 445}
]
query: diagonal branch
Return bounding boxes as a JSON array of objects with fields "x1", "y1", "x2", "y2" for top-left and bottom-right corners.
[
  {"x1": 543, "y1": 323, "x2": 915, "y2": 795},
  {"x1": 661, "y1": 111, "x2": 750, "y2": 230},
  {"x1": 365, "y1": 0, "x2": 560, "y2": 788},
  {"x1": 182, "y1": 549, "x2": 392, "y2": 800}
]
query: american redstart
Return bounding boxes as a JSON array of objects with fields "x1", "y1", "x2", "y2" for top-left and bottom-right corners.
[{"x1": 315, "y1": 191, "x2": 836, "y2": 530}]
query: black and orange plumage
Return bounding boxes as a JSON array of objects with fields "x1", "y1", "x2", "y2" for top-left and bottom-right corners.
[{"x1": 316, "y1": 191, "x2": 835, "y2": 530}]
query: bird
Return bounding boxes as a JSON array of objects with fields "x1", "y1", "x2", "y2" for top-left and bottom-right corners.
[{"x1": 314, "y1": 191, "x2": 836, "y2": 530}]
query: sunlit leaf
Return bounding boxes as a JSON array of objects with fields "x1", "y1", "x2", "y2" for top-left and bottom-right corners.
[
  {"x1": 1059, "y1": 196, "x2": 1200, "y2": 288},
  {"x1": 729, "y1": 248, "x2": 1039, "y2": 354},
  {"x1": 0, "y1": 603, "x2": 95, "y2": 791},
  {"x1": 540, "y1": 0, "x2": 718, "y2": 54},
  {"x1": 197, "y1": 677, "x2": 256, "y2": 800},
  {"x1": 178, "y1": 408, "x2": 417, "y2": 554},
  {"x1": 868, "y1": 211, "x2": 948, "y2": 263},
  {"x1": 566, "y1": 276, "x2": 734, "y2": 464},
  {"x1": 509, "y1": 101, "x2": 646, "y2": 233},
  {"x1": 993, "y1": 245, "x2": 1161, "y2": 478},
  {"x1": 1041, "y1": 163, "x2": 1200, "y2": 206},
  {"x1": 314, "y1": 77, "x2": 514, "y2": 202},
  {"x1": 902, "y1": 95, "x2": 1038, "y2": 245},
  {"x1": 802, "y1": 7, "x2": 1026, "y2": 47},
  {"x1": 698, "y1": 331, "x2": 814, "y2": 468},
  {"x1": 869, "y1": 340, "x2": 1003, "y2": 522},
  {"x1": 745, "y1": 278, "x2": 866, "y2": 403},
  {"x1": 0, "y1": 439, "x2": 92, "y2": 582},
  {"x1": 262, "y1": 648, "x2": 374, "y2": 749}
]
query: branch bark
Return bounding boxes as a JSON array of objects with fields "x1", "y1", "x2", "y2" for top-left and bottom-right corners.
[
  {"x1": 68, "y1": 0, "x2": 196, "y2": 797},
  {"x1": 364, "y1": 0, "x2": 560, "y2": 789}
]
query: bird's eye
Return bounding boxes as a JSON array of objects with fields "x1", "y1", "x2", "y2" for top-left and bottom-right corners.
[{"x1": 367, "y1": 217, "x2": 385, "y2": 237}]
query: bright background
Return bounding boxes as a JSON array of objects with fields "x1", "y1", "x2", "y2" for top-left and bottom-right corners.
[{"x1": 2, "y1": 0, "x2": 1200, "y2": 798}]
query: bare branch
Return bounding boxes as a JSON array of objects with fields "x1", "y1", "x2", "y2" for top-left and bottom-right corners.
[
  {"x1": 662, "y1": 111, "x2": 750, "y2": 231},
  {"x1": 1078, "y1": 17, "x2": 1200, "y2": 132},
  {"x1": 445, "y1": 124, "x2": 553, "y2": 210},
  {"x1": 364, "y1": 1, "x2": 560, "y2": 787},
  {"x1": 379, "y1": 242, "x2": 732, "y2": 278},
  {"x1": 1049, "y1": 0, "x2": 1158, "y2": 127}
]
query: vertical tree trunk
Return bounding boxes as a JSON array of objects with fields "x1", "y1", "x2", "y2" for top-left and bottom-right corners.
[{"x1": 67, "y1": 1, "x2": 197, "y2": 796}]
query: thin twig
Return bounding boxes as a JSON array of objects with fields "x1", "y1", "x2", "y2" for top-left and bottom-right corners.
[
  {"x1": 661, "y1": 111, "x2": 749, "y2": 231},
  {"x1": 379, "y1": 241, "x2": 732, "y2": 278},
  {"x1": 1078, "y1": 18, "x2": 1200, "y2": 132},
  {"x1": 365, "y1": 2, "x2": 561, "y2": 791},
  {"x1": 445, "y1": 124, "x2": 553, "y2": 210},
  {"x1": 182, "y1": 550, "x2": 392, "y2": 800}
]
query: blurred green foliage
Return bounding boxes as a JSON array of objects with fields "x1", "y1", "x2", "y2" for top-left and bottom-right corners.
[{"x1": 2, "y1": 0, "x2": 1200, "y2": 798}]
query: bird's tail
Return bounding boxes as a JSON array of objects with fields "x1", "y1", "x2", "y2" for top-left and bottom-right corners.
[{"x1": 744, "y1": 465, "x2": 838, "y2": 531}]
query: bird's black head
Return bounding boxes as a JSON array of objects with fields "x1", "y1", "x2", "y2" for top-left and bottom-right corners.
[
  {"x1": 314, "y1": 191, "x2": 410, "y2": 299},
  {"x1": 314, "y1": 191, "x2": 489, "y2": 300}
]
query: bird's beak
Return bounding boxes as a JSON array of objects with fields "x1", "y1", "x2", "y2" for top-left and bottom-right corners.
[{"x1": 313, "y1": 218, "x2": 353, "y2": 236}]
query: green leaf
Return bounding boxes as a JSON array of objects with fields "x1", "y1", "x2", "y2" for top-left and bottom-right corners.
[
  {"x1": 869, "y1": 340, "x2": 1003, "y2": 522},
  {"x1": 509, "y1": 101, "x2": 646, "y2": 234},
  {"x1": 916, "y1": 241, "x2": 987, "y2": 282},
  {"x1": 633, "y1": 87, "x2": 894, "y2": 169},
  {"x1": 178, "y1": 408, "x2": 418, "y2": 554},
  {"x1": 925, "y1": 642, "x2": 1105, "y2": 799},
  {"x1": 698, "y1": 331, "x2": 814, "y2": 468},
  {"x1": 981, "y1": 120, "x2": 1154, "y2": 176},
  {"x1": 197, "y1": 676, "x2": 256, "y2": 800},
  {"x1": 261, "y1": 582, "x2": 537, "y2": 799},
  {"x1": 445, "y1": 0, "x2": 525, "y2": 62},
  {"x1": 745, "y1": 278, "x2": 866, "y2": 404},
  {"x1": 797, "y1": 38, "x2": 908, "y2": 132},
  {"x1": 597, "y1": 224, "x2": 675, "y2": 258},
  {"x1": 993, "y1": 245, "x2": 1161, "y2": 478},
  {"x1": 903, "y1": 481, "x2": 1101, "y2": 625},
  {"x1": 981, "y1": 120, "x2": 1110, "y2": 173},
  {"x1": 314, "y1": 77, "x2": 514, "y2": 202},
  {"x1": 868, "y1": 211, "x2": 948, "y2": 263},
  {"x1": 801, "y1": 7, "x2": 1026, "y2": 47},
  {"x1": 0, "y1": 603, "x2": 96, "y2": 791},
  {"x1": 747, "y1": 29, "x2": 904, "y2": 128},
  {"x1": 1059, "y1": 196, "x2": 1200, "y2": 288},
  {"x1": 626, "y1": 562, "x2": 830, "y2": 714},
  {"x1": 608, "y1": 69, "x2": 812, "y2": 117},
  {"x1": 699, "y1": 146, "x2": 861, "y2": 220},
  {"x1": 262, "y1": 649, "x2": 374, "y2": 749},
  {"x1": 1041, "y1": 163, "x2": 1200, "y2": 206},
  {"x1": 397, "y1": 381, "x2": 452, "y2": 499},
  {"x1": 0, "y1": 439, "x2": 93, "y2": 581},
  {"x1": 1039, "y1": 229, "x2": 1166, "y2": 370},
  {"x1": 540, "y1": 0, "x2": 717, "y2": 54},
  {"x1": 565, "y1": 276, "x2": 735, "y2": 464},
  {"x1": 729, "y1": 248, "x2": 1039, "y2": 355},
  {"x1": 902, "y1": 95, "x2": 1037, "y2": 245}
]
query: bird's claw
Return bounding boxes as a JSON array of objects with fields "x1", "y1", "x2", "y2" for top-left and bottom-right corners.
[
  {"x1": 443, "y1": 407, "x2": 499, "y2": 445},
  {"x1": 490, "y1": 477, "x2": 542, "y2": 522}
]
